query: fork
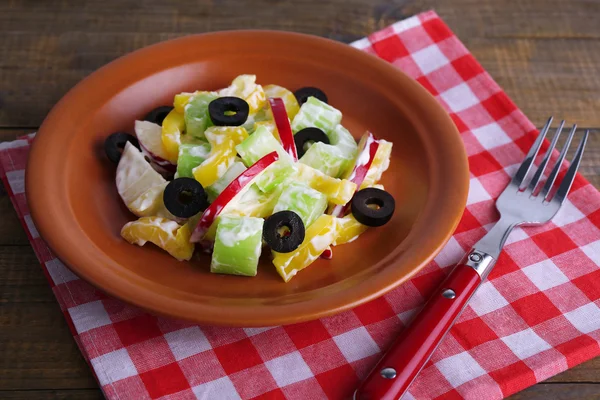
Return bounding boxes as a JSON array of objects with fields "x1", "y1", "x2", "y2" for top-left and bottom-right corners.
[{"x1": 354, "y1": 117, "x2": 589, "y2": 400}]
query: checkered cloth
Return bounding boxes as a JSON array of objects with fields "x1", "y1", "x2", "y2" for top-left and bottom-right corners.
[{"x1": 2, "y1": 10, "x2": 600, "y2": 400}]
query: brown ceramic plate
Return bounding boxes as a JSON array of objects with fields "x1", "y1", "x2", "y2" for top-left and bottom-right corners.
[{"x1": 26, "y1": 31, "x2": 468, "y2": 326}]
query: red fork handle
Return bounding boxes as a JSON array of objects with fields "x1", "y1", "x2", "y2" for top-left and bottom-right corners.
[{"x1": 354, "y1": 263, "x2": 482, "y2": 400}]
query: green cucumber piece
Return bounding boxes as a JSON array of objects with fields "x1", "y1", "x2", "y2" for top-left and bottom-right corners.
[
  {"x1": 235, "y1": 125, "x2": 292, "y2": 166},
  {"x1": 253, "y1": 159, "x2": 296, "y2": 193},
  {"x1": 176, "y1": 142, "x2": 211, "y2": 178},
  {"x1": 273, "y1": 182, "x2": 327, "y2": 228},
  {"x1": 329, "y1": 124, "x2": 358, "y2": 175},
  {"x1": 206, "y1": 161, "x2": 247, "y2": 202},
  {"x1": 184, "y1": 92, "x2": 218, "y2": 139},
  {"x1": 291, "y1": 96, "x2": 342, "y2": 134},
  {"x1": 300, "y1": 142, "x2": 348, "y2": 178},
  {"x1": 211, "y1": 215, "x2": 264, "y2": 277},
  {"x1": 299, "y1": 124, "x2": 358, "y2": 178}
]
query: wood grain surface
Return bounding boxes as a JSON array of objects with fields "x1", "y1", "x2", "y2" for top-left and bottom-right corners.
[{"x1": 1, "y1": 0, "x2": 599, "y2": 399}]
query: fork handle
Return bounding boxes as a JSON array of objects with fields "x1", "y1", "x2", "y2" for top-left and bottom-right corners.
[{"x1": 354, "y1": 258, "x2": 486, "y2": 400}]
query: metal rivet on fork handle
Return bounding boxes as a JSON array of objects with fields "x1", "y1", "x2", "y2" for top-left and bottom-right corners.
[
  {"x1": 442, "y1": 289, "x2": 456, "y2": 299},
  {"x1": 469, "y1": 252, "x2": 482, "y2": 262},
  {"x1": 380, "y1": 367, "x2": 397, "y2": 379}
]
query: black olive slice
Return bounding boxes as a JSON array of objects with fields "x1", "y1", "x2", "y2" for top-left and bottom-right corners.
[
  {"x1": 263, "y1": 211, "x2": 305, "y2": 253},
  {"x1": 294, "y1": 87, "x2": 328, "y2": 105},
  {"x1": 104, "y1": 132, "x2": 140, "y2": 164},
  {"x1": 294, "y1": 127, "x2": 330, "y2": 158},
  {"x1": 351, "y1": 188, "x2": 395, "y2": 227},
  {"x1": 163, "y1": 178, "x2": 209, "y2": 218},
  {"x1": 208, "y1": 97, "x2": 250, "y2": 126},
  {"x1": 144, "y1": 106, "x2": 174, "y2": 126}
]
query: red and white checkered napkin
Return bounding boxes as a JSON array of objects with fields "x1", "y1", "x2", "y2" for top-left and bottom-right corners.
[{"x1": 2, "y1": 11, "x2": 600, "y2": 400}]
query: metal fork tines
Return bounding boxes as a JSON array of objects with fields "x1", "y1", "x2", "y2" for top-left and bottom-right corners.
[{"x1": 473, "y1": 116, "x2": 589, "y2": 268}]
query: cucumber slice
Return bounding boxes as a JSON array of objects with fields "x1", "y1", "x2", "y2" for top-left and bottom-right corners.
[
  {"x1": 300, "y1": 124, "x2": 358, "y2": 178},
  {"x1": 329, "y1": 124, "x2": 358, "y2": 175},
  {"x1": 176, "y1": 142, "x2": 212, "y2": 178},
  {"x1": 299, "y1": 142, "x2": 347, "y2": 178},
  {"x1": 253, "y1": 159, "x2": 296, "y2": 193},
  {"x1": 273, "y1": 182, "x2": 327, "y2": 228},
  {"x1": 291, "y1": 96, "x2": 342, "y2": 134},
  {"x1": 211, "y1": 215, "x2": 264, "y2": 277},
  {"x1": 235, "y1": 125, "x2": 292, "y2": 166},
  {"x1": 206, "y1": 161, "x2": 247, "y2": 202},
  {"x1": 184, "y1": 92, "x2": 218, "y2": 139}
]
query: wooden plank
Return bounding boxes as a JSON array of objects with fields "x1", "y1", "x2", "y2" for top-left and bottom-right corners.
[
  {"x1": 1, "y1": 0, "x2": 598, "y2": 39},
  {"x1": 0, "y1": 129, "x2": 32, "y2": 142},
  {"x1": 0, "y1": 246, "x2": 97, "y2": 391},
  {"x1": 558, "y1": 128, "x2": 600, "y2": 189},
  {"x1": 410, "y1": 0, "x2": 600, "y2": 40},
  {"x1": 1, "y1": 0, "x2": 600, "y2": 126},
  {"x1": 0, "y1": 305, "x2": 98, "y2": 390},
  {"x1": 468, "y1": 39, "x2": 600, "y2": 128},
  {"x1": 0, "y1": 129, "x2": 34, "y2": 246},
  {"x1": 0, "y1": 390, "x2": 103, "y2": 400},
  {"x1": 509, "y1": 383, "x2": 600, "y2": 400},
  {"x1": 548, "y1": 358, "x2": 600, "y2": 384},
  {"x1": 0, "y1": 245, "x2": 53, "y2": 303},
  {"x1": 0, "y1": 193, "x2": 30, "y2": 246}
]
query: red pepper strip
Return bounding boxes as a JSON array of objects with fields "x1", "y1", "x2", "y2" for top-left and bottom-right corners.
[
  {"x1": 268, "y1": 97, "x2": 298, "y2": 160},
  {"x1": 330, "y1": 132, "x2": 380, "y2": 217},
  {"x1": 190, "y1": 151, "x2": 279, "y2": 242}
]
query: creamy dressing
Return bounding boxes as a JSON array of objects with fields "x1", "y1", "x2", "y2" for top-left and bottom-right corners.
[
  {"x1": 218, "y1": 217, "x2": 263, "y2": 247},
  {"x1": 217, "y1": 160, "x2": 229, "y2": 177},
  {"x1": 188, "y1": 144, "x2": 211, "y2": 158},
  {"x1": 310, "y1": 229, "x2": 336, "y2": 250}
]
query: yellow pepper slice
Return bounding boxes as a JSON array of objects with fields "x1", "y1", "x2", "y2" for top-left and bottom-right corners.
[
  {"x1": 264, "y1": 84, "x2": 300, "y2": 120},
  {"x1": 219, "y1": 75, "x2": 266, "y2": 114},
  {"x1": 334, "y1": 214, "x2": 369, "y2": 245},
  {"x1": 360, "y1": 140, "x2": 393, "y2": 189},
  {"x1": 161, "y1": 109, "x2": 186, "y2": 163},
  {"x1": 173, "y1": 92, "x2": 197, "y2": 114},
  {"x1": 192, "y1": 127, "x2": 248, "y2": 187},
  {"x1": 273, "y1": 214, "x2": 338, "y2": 282},
  {"x1": 121, "y1": 217, "x2": 194, "y2": 261},
  {"x1": 295, "y1": 163, "x2": 356, "y2": 205},
  {"x1": 204, "y1": 126, "x2": 247, "y2": 147}
]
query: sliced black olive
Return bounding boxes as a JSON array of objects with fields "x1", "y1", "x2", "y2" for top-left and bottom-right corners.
[
  {"x1": 351, "y1": 188, "x2": 395, "y2": 227},
  {"x1": 104, "y1": 132, "x2": 140, "y2": 164},
  {"x1": 144, "y1": 106, "x2": 174, "y2": 126},
  {"x1": 294, "y1": 87, "x2": 328, "y2": 105},
  {"x1": 208, "y1": 97, "x2": 249, "y2": 126},
  {"x1": 294, "y1": 127, "x2": 330, "y2": 158},
  {"x1": 163, "y1": 178, "x2": 209, "y2": 218},
  {"x1": 263, "y1": 211, "x2": 305, "y2": 253}
]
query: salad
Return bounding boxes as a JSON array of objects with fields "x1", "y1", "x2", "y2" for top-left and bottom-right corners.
[{"x1": 104, "y1": 75, "x2": 395, "y2": 282}]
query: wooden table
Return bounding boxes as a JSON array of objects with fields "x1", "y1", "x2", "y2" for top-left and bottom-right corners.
[{"x1": 1, "y1": 1, "x2": 599, "y2": 399}]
